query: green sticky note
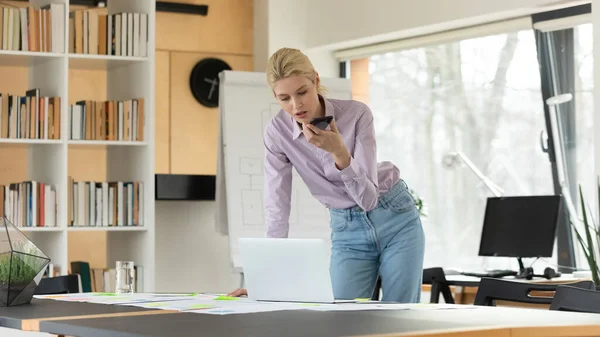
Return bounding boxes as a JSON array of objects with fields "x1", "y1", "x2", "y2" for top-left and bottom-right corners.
[
  {"x1": 93, "y1": 293, "x2": 117, "y2": 296},
  {"x1": 214, "y1": 295, "x2": 240, "y2": 301},
  {"x1": 145, "y1": 302, "x2": 168, "y2": 307},
  {"x1": 354, "y1": 298, "x2": 370, "y2": 302},
  {"x1": 188, "y1": 304, "x2": 214, "y2": 309}
]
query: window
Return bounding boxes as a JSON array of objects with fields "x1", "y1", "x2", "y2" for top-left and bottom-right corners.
[
  {"x1": 350, "y1": 29, "x2": 557, "y2": 271},
  {"x1": 342, "y1": 5, "x2": 595, "y2": 273}
]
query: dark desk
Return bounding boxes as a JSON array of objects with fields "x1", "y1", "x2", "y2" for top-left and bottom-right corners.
[
  {"x1": 443, "y1": 274, "x2": 590, "y2": 305},
  {"x1": 445, "y1": 274, "x2": 587, "y2": 287},
  {"x1": 39, "y1": 310, "x2": 477, "y2": 337},
  {"x1": 0, "y1": 299, "x2": 176, "y2": 332},
  {"x1": 4, "y1": 300, "x2": 599, "y2": 337}
]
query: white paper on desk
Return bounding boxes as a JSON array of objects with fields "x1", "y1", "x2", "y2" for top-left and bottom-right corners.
[
  {"x1": 181, "y1": 300, "x2": 475, "y2": 315},
  {"x1": 266, "y1": 302, "x2": 468, "y2": 313},
  {"x1": 34, "y1": 292, "x2": 207, "y2": 305},
  {"x1": 188, "y1": 301, "x2": 303, "y2": 315},
  {"x1": 126, "y1": 298, "x2": 220, "y2": 311},
  {"x1": 316, "y1": 303, "x2": 476, "y2": 311},
  {"x1": 404, "y1": 303, "x2": 477, "y2": 310},
  {"x1": 35, "y1": 293, "x2": 477, "y2": 315},
  {"x1": 129, "y1": 297, "x2": 299, "y2": 315},
  {"x1": 185, "y1": 302, "x2": 475, "y2": 315}
]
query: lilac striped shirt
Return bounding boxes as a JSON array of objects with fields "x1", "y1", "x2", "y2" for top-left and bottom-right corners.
[{"x1": 263, "y1": 97, "x2": 401, "y2": 238}]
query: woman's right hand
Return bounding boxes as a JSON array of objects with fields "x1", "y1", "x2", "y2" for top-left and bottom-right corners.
[{"x1": 227, "y1": 288, "x2": 248, "y2": 297}]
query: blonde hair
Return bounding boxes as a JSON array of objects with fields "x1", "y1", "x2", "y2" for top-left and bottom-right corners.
[{"x1": 266, "y1": 47, "x2": 327, "y2": 95}]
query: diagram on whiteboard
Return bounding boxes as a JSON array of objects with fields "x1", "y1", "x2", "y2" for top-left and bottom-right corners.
[
  {"x1": 240, "y1": 157, "x2": 263, "y2": 227},
  {"x1": 241, "y1": 189, "x2": 263, "y2": 226},
  {"x1": 238, "y1": 156, "x2": 300, "y2": 227}
]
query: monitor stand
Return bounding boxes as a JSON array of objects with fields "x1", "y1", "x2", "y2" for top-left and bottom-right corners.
[{"x1": 515, "y1": 257, "x2": 534, "y2": 279}]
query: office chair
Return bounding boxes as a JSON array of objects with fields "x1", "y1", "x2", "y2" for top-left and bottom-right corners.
[
  {"x1": 474, "y1": 278, "x2": 595, "y2": 307},
  {"x1": 34, "y1": 275, "x2": 81, "y2": 295},
  {"x1": 550, "y1": 285, "x2": 600, "y2": 313},
  {"x1": 371, "y1": 276, "x2": 382, "y2": 300},
  {"x1": 371, "y1": 267, "x2": 453, "y2": 303},
  {"x1": 423, "y1": 267, "x2": 454, "y2": 304}
]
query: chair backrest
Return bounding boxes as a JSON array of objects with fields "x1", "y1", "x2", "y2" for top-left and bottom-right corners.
[
  {"x1": 422, "y1": 267, "x2": 454, "y2": 304},
  {"x1": 371, "y1": 267, "x2": 453, "y2": 302},
  {"x1": 550, "y1": 285, "x2": 600, "y2": 313},
  {"x1": 34, "y1": 275, "x2": 81, "y2": 295},
  {"x1": 474, "y1": 278, "x2": 596, "y2": 306},
  {"x1": 371, "y1": 276, "x2": 382, "y2": 300},
  {"x1": 422, "y1": 267, "x2": 448, "y2": 284}
]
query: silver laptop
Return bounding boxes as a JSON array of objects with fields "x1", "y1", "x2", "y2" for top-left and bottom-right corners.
[{"x1": 239, "y1": 238, "x2": 354, "y2": 303}]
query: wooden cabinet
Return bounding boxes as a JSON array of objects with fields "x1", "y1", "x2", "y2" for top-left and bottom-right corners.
[{"x1": 154, "y1": 0, "x2": 254, "y2": 175}]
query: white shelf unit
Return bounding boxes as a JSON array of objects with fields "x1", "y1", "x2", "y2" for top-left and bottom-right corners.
[{"x1": 1, "y1": 0, "x2": 156, "y2": 292}]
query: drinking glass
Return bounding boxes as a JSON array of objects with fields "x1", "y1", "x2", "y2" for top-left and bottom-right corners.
[{"x1": 115, "y1": 261, "x2": 135, "y2": 294}]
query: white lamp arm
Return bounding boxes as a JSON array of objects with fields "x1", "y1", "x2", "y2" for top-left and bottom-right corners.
[{"x1": 452, "y1": 152, "x2": 504, "y2": 197}]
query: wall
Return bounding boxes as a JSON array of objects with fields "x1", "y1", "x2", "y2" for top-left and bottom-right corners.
[
  {"x1": 157, "y1": 0, "x2": 588, "y2": 293},
  {"x1": 156, "y1": 201, "x2": 240, "y2": 292},
  {"x1": 2, "y1": 0, "x2": 591, "y2": 293},
  {"x1": 154, "y1": 0, "x2": 253, "y2": 176},
  {"x1": 159, "y1": 0, "x2": 597, "y2": 294},
  {"x1": 255, "y1": 0, "x2": 584, "y2": 79},
  {"x1": 153, "y1": 0, "x2": 253, "y2": 293},
  {"x1": 304, "y1": 0, "x2": 582, "y2": 50},
  {"x1": 253, "y1": 0, "x2": 338, "y2": 77}
]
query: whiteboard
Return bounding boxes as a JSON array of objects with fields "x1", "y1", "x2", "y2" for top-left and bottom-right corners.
[{"x1": 216, "y1": 70, "x2": 352, "y2": 271}]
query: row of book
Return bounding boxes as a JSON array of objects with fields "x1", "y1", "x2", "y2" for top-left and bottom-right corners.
[
  {"x1": 0, "y1": 90, "x2": 62, "y2": 140},
  {"x1": 0, "y1": 181, "x2": 57, "y2": 228},
  {"x1": 69, "y1": 98, "x2": 144, "y2": 142},
  {"x1": 69, "y1": 10, "x2": 148, "y2": 57},
  {"x1": 68, "y1": 178, "x2": 144, "y2": 227},
  {"x1": 0, "y1": 4, "x2": 65, "y2": 53}
]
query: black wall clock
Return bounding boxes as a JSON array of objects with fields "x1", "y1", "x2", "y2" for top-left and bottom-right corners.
[{"x1": 189, "y1": 58, "x2": 232, "y2": 108}]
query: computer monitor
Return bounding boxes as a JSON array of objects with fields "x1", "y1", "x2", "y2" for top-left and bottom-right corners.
[{"x1": 478, "y1": 195, "x2": 562, "y2": 278}]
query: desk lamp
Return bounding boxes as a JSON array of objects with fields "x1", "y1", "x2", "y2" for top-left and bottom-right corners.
[{"x1": 442, "y1": 151, "x2": 504, "y2": 197}]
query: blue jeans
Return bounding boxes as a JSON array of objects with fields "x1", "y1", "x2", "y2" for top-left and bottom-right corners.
[{"x1": 329, "y1": 180, "x2": 425, "y2": 302}]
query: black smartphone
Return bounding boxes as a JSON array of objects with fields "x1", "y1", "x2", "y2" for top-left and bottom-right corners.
[{"x1": 310, "y1": 116, "x2": 333, "y2": 130}]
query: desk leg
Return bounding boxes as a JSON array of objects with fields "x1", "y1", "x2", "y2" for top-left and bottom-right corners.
[{"x1": 455, "y1": 286, "x2": 465, "y2": 303}]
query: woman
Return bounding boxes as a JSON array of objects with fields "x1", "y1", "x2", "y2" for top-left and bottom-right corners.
[{"x1": 229, "y1": 47, "x2": 425, "y2": 302}]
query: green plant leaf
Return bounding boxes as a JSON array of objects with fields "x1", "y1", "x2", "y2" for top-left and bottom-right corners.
[{"x1": 579, "y1": 185, "x2": 600, "y2": 285}]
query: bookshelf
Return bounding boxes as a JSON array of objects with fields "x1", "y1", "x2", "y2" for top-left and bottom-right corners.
[{"x1": 0, "y1": 0, "x2": 155, "y2": 292}]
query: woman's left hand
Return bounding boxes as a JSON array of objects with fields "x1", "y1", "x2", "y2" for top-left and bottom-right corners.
[{"x1": 303, "y1": 120, "x2": 351, "y2": 169}]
